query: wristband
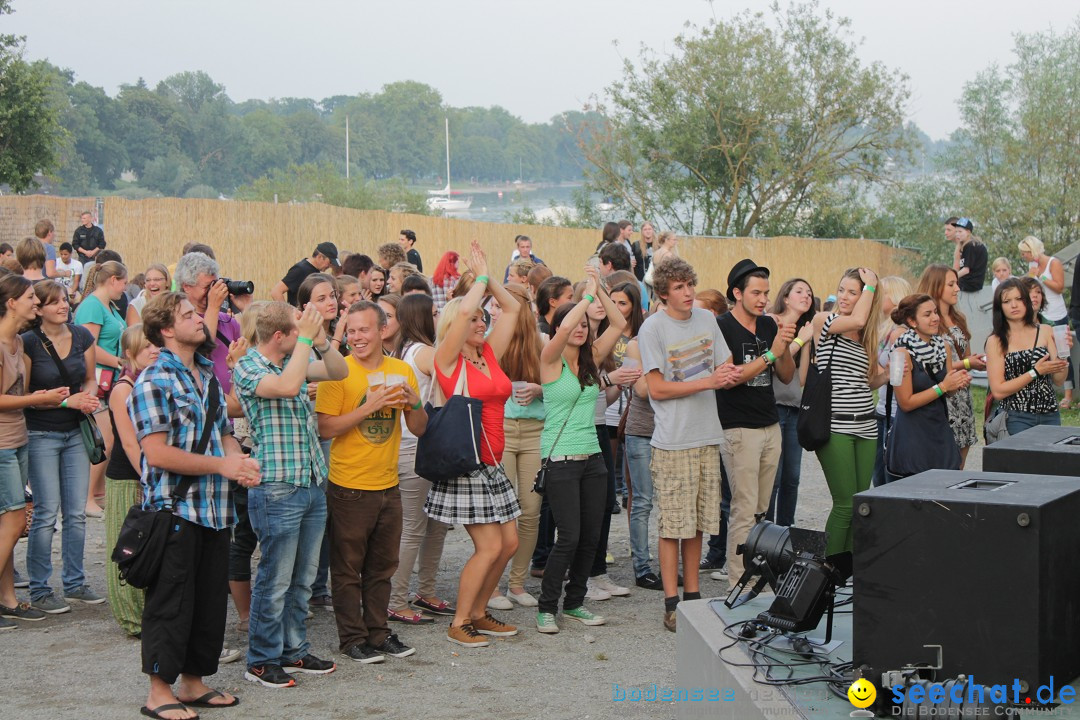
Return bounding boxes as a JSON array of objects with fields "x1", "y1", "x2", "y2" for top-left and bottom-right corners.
[
  {"x1": 583, "y1": 293, "x2": 595, "y2": 303},
  {"x1": 412, "y1": 401, "x2": 422, "y2": 411},
  {"x1": 297, "y1": 336, "x2": 313, "y2": 347},
  {"x1": 1029, "y1": 368, "x2": 1039, "y2": 379},
  {"x1": 317, "y1": 340, "x2": 332, "y2": 354},
  {"x1": 763, "y1": 350, "x2": 777, "y2": 364},
  {"x1": 792, "y1": 337, "x2": 806, "y2": 349},
  {"x1": 60, "y1": 399, "x2": 68, "y2": 408},
  {"x1": 933, "y1": 384, "x2": 944, "y2": 397},
  {"x1": 331, "y1": 337, "x2": 342, "y2": 344},
  {"x1": 864, "y1": 284, "x2": 876, "y2": 294},
  {"x1": 476, "y1": 275, "x2": 489, "y2": 285},
  {"x1": 963, "y1": 358, "x2": 971, "y2": 370}
]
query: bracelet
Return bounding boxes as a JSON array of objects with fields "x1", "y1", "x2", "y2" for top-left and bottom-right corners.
[
  {"x1": 763, "y1": 350, "x2": 777, "y2": 364},
  {"x1": 963, "y1": 358, "x2": 971, "y2": 370},
  {"x1": 316, "y1": 340, "x2": 332, "y2": 354},
  {"x1": 331, "y1": 337, "x2": 342, "y2": 344},
  {"x1": 865, "y1": 284, "x2": 876, "y2": 294},
  {"x1": 411, "y1": 401, "x2": 422, "y2": 411},
  {"x1": 583, "y1": 293, "x2": 595, "y2": 303},
  {"x1": 476, "y1": 275, "x2": 489, "y2": 285},
  {"x1": 1029, "y1": 368, "x2": 1039, "y2": 379},
  {"x1": 60, "y1": 399, "x2": 68, "y2": 408},
  {"x1": 297, "y1": 336, "x2": 313, "y2": 347},
  {"x1": 933, "y1": 384, "x2": 944, "y2": 397},
  {"x1": 792, "y1": 337, "x2": 806, "y2": 349}
]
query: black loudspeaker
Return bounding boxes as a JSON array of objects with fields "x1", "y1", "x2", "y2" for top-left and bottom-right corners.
[
  {"x1": 983, "y1": 426, "x2": 1080, "y2": 476},
  {"x1": 853, "y1": 470, "x2": 1080, "y2": 695}
]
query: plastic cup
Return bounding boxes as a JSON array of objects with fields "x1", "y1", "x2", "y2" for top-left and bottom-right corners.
[
  {"x1": 889, "y1": 348, "x2": 905, "y2": 387},
  {"x1": 1053, "y1": 325, "x2": 1070, "y2": 359},
  {"x1": 386, "y1": 373, "x2": 407, "y2": 408},
  {"x1": 621, "y1": 357, "x2": 640, "y2": 372},
  {"x1": 368, "y1": 371, "x2": 385, "y2": 395},
  {"x1": 511, "y1": 380, "x2": 529, "y2": 405}
]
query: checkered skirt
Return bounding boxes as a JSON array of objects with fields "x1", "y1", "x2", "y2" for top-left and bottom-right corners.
[{"x1": 424, "y1": 464, "x2": 522, "y2": 525}]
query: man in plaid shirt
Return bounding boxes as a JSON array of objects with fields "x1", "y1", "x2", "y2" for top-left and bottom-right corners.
[
  {"x1": 130, "y1": 292, "x2": 261, "y2": 718},
  {"x1": 232, "y1": 302, "x2": 347, "y2": 689}
]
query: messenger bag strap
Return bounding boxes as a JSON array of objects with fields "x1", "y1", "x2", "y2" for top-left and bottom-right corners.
[{"x1": 169, "y1": 375, "x2": 220, "y2": 506}]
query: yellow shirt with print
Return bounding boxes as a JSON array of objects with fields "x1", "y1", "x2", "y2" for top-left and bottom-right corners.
[{"x1": 315, "y1": 355, "x2": 419, "y2": 490}]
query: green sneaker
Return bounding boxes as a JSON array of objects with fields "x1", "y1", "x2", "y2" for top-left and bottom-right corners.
[
  {"x1": 564, "y1": 606, "x2": 606, "y2": 626},
  {"x1": 536, "y1": 612, "x2": 560, "y2": 634}
]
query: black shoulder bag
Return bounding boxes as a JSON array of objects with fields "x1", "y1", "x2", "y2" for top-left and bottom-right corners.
[
  {"x1": 797, "y1": 334, "x2": 837, "y2": 451},
  {"x1": 33, "y1": 328, "x2": 107, "y2": 465},
  {"x1": 111, "y1": 376, "x2": 220, "y2": 589}
]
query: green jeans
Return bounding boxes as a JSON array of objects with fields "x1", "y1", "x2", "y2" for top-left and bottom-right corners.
[{"x1": 816, "y1": 433, "x2": 876, "y2": 556}]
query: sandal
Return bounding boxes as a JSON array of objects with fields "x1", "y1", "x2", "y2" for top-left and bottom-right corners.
[
  {"x1": 411, "y1": 594, "x2": 456, "y2": 616},
  {"x1": 1060, "y1": 399, "x2": 1072, "y2": 409},
  {"x1": 141, "y1": 704, "x2": 199, "y2": 720},
  {"x1": 179, "y1": 690, "x2": 239, "y2": 708},
  {"x1": 388, "y1": 608, "x2": 434, "y2": 625}
]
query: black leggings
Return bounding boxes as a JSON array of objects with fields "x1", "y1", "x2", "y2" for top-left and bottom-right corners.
[{"x1": 590, "y1": 424, "x2": 616, "y2": 577}]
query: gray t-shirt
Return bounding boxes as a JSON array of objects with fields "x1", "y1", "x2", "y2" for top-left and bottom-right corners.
[{"x1": 639, "y1": 308, "x2": 730, "y2": 450}]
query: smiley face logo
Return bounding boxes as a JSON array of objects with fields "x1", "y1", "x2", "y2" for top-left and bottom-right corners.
[{"x1": 848, "y1": 678, "x2": 876, "y2": 709}]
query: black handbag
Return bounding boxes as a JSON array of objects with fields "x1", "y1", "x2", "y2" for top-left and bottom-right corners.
[
  {"x1": 111, "y1": 377, "x2": 219, "y2": 589},
  {"x1": 884, "y1": 361, "x2": 960, "y2": 478},
  {"x1": 797, "y1": 335, "x2": 836, "y2": 451},
  {"x1": 415, "y1": 360, "x2": 485, "y2": 483},
  {"x1": 32, "y1": 328, "x2": 107, "y2": 464},
  {"x1": 532, "y1": 385, "x2": 581, "y2": 495}
]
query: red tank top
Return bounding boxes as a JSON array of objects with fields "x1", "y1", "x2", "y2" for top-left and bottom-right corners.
[{"x1": 435, "y1": 343, "x2": 512, "y2": 465}]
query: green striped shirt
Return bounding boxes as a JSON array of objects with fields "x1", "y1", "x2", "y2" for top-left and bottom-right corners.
[{"x1": 540, "y1": 360, "x2": 600, "y2": 457}]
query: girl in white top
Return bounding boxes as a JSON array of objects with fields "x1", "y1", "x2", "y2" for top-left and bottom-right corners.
[{"x1": 1019, "y1": 236, "x2": 1073, "y2": 407}]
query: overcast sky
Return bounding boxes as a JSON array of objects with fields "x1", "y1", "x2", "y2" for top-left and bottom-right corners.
[{"x1": 6, "y1": 0, "x2": 1077, "y2": 140}]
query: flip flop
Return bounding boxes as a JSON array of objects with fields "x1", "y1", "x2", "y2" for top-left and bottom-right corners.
[
  {"x1": 140, "y1": 704, "x2": 199, "y2": 720},
  {"x1": 179, "y1": 690, "x2": 240, "y2": 708}
]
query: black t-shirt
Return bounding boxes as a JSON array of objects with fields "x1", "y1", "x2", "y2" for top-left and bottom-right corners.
[
  {"x1": 281, "y1": 258, "x2": 319, "y2": 306},
  {"x1": 715, "y1": 312, "x2": 779, "y2": 429},
  {"x1": 407, "y1": 248, "x2": 423, "y2": 273},
  {"x1": 958, "y1": 242, "x2": 988, "y2": 292},
  {"x1": 107, "y1": 377, "x2": 140, "y2": 480},
  {"x1": 71, "y1": 224, "x2": 106, "y2": 263},
  {"x1": 21, "y1": 325, "x2": 95, "y2": 432}
]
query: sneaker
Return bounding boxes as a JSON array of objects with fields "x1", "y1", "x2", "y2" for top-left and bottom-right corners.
[
  {"x1": 664, "y1": 610, "x2": 677, "y2": 633},
  {"x1": 13, "y1": 569, "x2": 28, "y2": 589},
  {"x1": 699, "y1": 558, "x2": 725, "y2": 570},
  {"x1": 635, "y1": 572, "x2": 664, "y2": 591},
  {"x1": 710, "y1": 569, "x2": 729, "y2": 580},
  {"x1": 282, "y1": 653, "x2": 337, "y2": 674},
  {"x1": 374, "y1": 633, "x2": 416, "y2": 658},
  {"x1": 411, "y1": 594, "x2": 456, "y2": 616},
  {"x1": 0, "y1": 616, "x2": 15, "y2": 631},
  {"x1": 507, "y1": 589, "x2": 538, "y2": 607},
  {"x1": 30, "y1": 593, "x2": 70, "y2": 615},
  {"x1": 591, "y1": 574, "x2": 630, "y2": 597},
  {"x1": 611, "y1": 502, "x2": 621, "y2": 515},
  {"x1": 244, "y1": 663, "x2": 297, "y2": 688},
  {"x1": 564, "y1": 606, "x2": 606, "y2": 626},
  {"x1": 529, "y1": 566, "x2": 545, "y2": 579},
  {"x1": 388, "y1": 608, "x2": 434, "y2": 625},
  {"x1": 343, "y1": 644, "x2": 385, "y2": 664},
  {"x1": 472, "y1": 612, "x2": 518, "y2": 637},
  {"x1": 536, "y1": 612, "x2": 560, "y2": 634},
  {"x1": 486, "y1": 594, "x2": 513, "y2": 611},
  {"x1": 220, "y1": 646, "x2": 243, "y2": 664},
  {"x1": 0, "y1": 601, "x2": 46, "y2": 622},
  {"x1": 305, "y1": 609, "x2": 314, "y2": 620},
  {"x1": 585, "y1": 579, "x2": 612, "y2": 602},
  {"x1": 63, "y1": 585, "x2": 105, "y2": 605},
  {"x1": 308, "y1": 594, "x2": 334, "y2": 612},
  {"x1": 447, "y1": 622, "x2": 490, "y2": 648}
]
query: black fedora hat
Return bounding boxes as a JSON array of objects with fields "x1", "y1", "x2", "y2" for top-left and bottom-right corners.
[{"x1": 726, "y1": 259, "x2": 770, "y2": 302}]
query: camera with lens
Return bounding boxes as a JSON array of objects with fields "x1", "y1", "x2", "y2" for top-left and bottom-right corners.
[{"x1": 220, "y1": 278, "x2": 254, "y2": 295}]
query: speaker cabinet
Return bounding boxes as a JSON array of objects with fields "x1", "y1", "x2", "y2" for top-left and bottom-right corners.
[
  {"x1": 853, "y1": 470, "x2": 1080, "y2": 693},
  {"x1": 983, "y1": 426, "x2": 1080, "y2": 476}
]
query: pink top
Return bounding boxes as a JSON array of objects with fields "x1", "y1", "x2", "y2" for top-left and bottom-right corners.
[{"x1": 435, "y1": 343, "x2": 512, "y2": 465}]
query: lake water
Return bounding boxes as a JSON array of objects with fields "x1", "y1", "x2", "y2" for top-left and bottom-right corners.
[{"x1": 428, "y1": 183, "x2": 589, "y2": 223}]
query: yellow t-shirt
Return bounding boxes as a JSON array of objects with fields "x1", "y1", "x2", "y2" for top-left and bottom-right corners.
[{"x1": 315, "y1": 355, "x2": 419, "y2": 490}]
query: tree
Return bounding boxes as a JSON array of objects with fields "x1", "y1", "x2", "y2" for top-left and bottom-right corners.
[
  {"x1": 0, "y1": 1, "x2": 63, "y2": 191},
  {"x1": 578, "y1": 1, "x2": 912, "y2": 236},
  {"x1": 945, "y1": 20, "x2": 1080, "y2": 256},
  {"x1": 234, "y1": 162, "x2": 428, "y2": 214}
]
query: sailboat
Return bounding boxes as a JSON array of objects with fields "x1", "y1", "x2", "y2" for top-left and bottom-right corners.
[{"x1": 427, "y1": 118, "x2": 473, "y2": 212}]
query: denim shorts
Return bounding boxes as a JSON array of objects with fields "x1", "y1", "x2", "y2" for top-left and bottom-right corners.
[{"x1": 0, "y1": 444, "x2": 29, "y2": 515}]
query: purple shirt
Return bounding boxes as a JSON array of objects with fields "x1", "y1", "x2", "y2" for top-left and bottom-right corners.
[{"x1": 206, "y1": 311, "x2": 242, "y2": 393}]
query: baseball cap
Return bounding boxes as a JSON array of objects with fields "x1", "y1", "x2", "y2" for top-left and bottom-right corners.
[
  {"x1": 315, "y1": 242, "x2": 340, "y2": 267},
  {"x1": 950, "y1": 218, "x2": 974, "y2": 232}
]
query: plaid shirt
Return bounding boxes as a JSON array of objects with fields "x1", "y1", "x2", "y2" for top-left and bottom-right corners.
[
  {"x1": 233, "y1": 348, "x2": 327, "y2": 486},
  {"x1": 128, "y1": 348, "x2": 234, "y2": 530}
]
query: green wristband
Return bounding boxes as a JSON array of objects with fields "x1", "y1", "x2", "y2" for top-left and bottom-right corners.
[
  {"x1": 476, "y1": 275, "x2": 489, "y2": 285},
  {"x1": 60, "y1": 399, "x2": 68, "y2": 408},
  {"x1": 865, "y1": 284, "x2": 876, "y2": 293},
  {"x1": 412, "y1": 401, "x2": 422, "y2": 411},
  {"x1": 764, "y1": 350, "x2": 777, "y2": 364},
  {"x1": 583, "y1": 293, "x2": 595, "y2": 303},
  {"x1": 297, "y1": 336, "x2": 313, "y2": 346},
  {"x1": 933, "y1": 384, "x2": 944, "y2": 397}
]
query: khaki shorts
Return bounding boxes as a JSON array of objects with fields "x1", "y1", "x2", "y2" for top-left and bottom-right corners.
[{"x1": 650, "y1": 445, "x2": 722, "y2": 539}]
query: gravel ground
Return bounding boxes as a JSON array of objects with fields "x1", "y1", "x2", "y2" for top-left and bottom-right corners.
[{"x1": 5, "y1": 445, "x2": 985, "y2": 720}]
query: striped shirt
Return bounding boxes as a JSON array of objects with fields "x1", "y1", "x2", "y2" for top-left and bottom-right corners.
[
  {"x1": 233, "y1": 348, "x2": 327, "y2": 486},
  {"x1": 817, "y1": 314, "x2": 875, "y2": 439},
  {"x1": 129, "y1": 349, "x2": 234, "y2": 530}
]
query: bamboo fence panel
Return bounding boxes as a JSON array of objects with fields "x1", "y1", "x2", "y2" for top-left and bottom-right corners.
[{"x1": 1, "y1": 197, "x2": 912, "y2": 300}]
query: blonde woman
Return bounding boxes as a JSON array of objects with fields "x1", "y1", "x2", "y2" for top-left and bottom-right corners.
[
  {"x1": 644, "y1": 231, "x2": 679, "y2": 304},
  {"x1": 105, "y1": 324, "x2": 159, "y2": 636},
  {"x1": 1018, "y1": 236, "x2": 1073, "y2": 408}
]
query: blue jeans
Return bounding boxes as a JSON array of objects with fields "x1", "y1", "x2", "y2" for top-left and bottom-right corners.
[
  {"x1": 311, "y1": 439, "x2": 332, "y2": 598},
  {"x1": 871, "y1": 415, "x2": 890, "y2": 487},
  {"x1": 704, "y1": 462, "x2": 732, "y2": 565},
  {"x1": 1005, "y1": 410, "x2": 1061, "y2": 437},
  {"x1": 26, "y1": 429, "x2": 90, "y2": 599},
  {"x1": 766, "y1": 405, "x2": 801, "y2": 526},
  {"x1": 0, "y1": 445, "x2": 28, "y2": 515},
  {"x1": 625, "y1": 435, "x2": 654, "y2": 578},
  {"x1": 247, "y1": 482, "x2": 327, "y2": 667}
]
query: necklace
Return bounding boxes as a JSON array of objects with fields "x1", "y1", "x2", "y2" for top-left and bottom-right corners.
[{"x1": 463, "y1": 351, "x2": 487, "y2": 369}]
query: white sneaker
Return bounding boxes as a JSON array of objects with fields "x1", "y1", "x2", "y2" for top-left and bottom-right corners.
[
  {"x1": 585, "y1": 579, "x2": 612, "y2": 601},
  {"x1": 710, "y1": 569, "x2": 728, "y2": 581},
  {"x1": 487, "y1": 594, "x2": 513, "y2": 611},
  {"x1": 507, "y1": 589, "x2": 538, "y2": 607},
  {"x1": 591, "y1": 574, "x2": 630, "y2": 597},
  {"x1": 219, "y1": 646, "x2": 243, "y2": 664}
]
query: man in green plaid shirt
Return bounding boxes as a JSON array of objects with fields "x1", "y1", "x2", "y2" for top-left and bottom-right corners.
[{"x1": 233, "y1": 302, "x2": 347, "y2": 689}]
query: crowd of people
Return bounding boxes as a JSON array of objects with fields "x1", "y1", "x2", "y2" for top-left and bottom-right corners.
[{"x1": 0, "y1": 215, "x2": 1076, "y2": 719}]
